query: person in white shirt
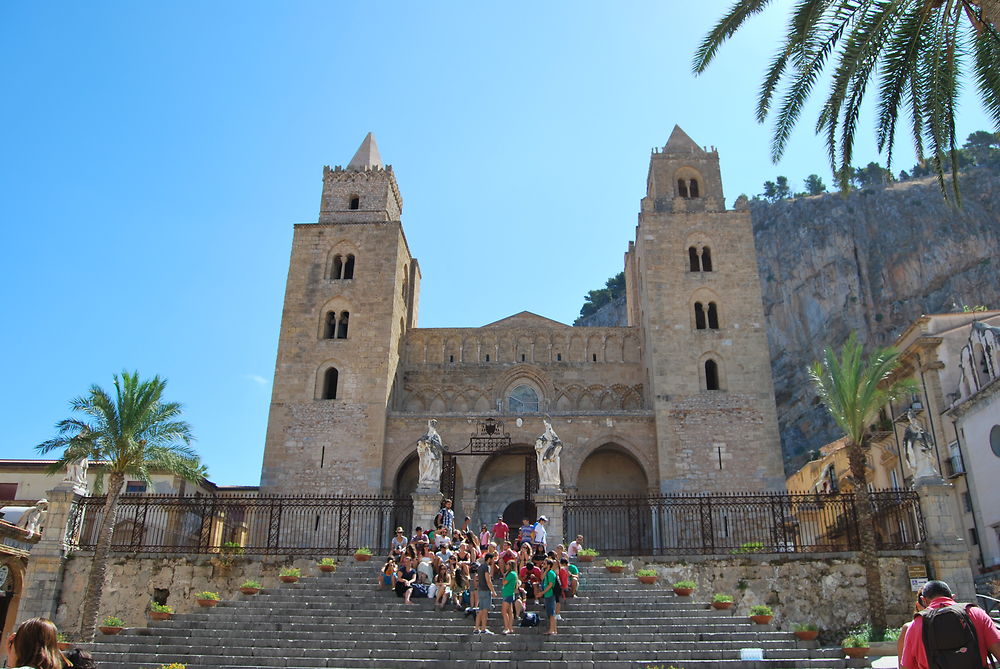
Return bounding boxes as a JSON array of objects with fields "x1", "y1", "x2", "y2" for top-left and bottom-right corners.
[
  {"x1": 532, "y1": 516, "x2": 548, "y2": 552},
  {"x1": 567, "y1": 535, "x2": 584, "y2": 558}
]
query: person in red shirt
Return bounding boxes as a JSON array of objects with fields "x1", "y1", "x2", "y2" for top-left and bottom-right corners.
[
  {"x1": 498, "y1": 540, "x2": 518, "y2": 566},
  {"x1": 492, "y1": 515, "x2": 509, "y2": 543},
  {"x1": 519, "y1": 561, "x2": 543, "y2": 606},
  {"x1": 900, "y1": 580, "x2": 1000, "y2": 669}
]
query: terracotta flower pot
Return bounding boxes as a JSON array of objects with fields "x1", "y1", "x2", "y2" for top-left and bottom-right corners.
[
  {"x1": 318, "y1": 564, "x2": 336, "y2": 572},
  {"x1": 794, "y1": 630, "x2": 819, "y2": 641},
  {"x1": 843, "y1": 647, "x2": 869, "y2": 658},
  {"x1": 711, "y1": 600, "x2": 733, "y2": 610},
  {"x1": 280, "y1": 575, "x2": 299, "y2": 583},
  {"x1": 606, "y1": 565, "x2": 625, "y2": 573},
  {"x1": 57, "y1": 642, "x2": 73, "y2": 651},
  {"x1": 98, "y1": 626, "x2": 123, "y2": 635},
  {"x1": 750, "y1": 614, "x2": 773, "y2": 624},
  {"x1": 354, "y1": 553, "x2": 372, "y2": 562},
  {"x1": 149, "y1": 611, "x2": 173, "y2": 621},
  {"x1": 239, "y1": 587, "x2": 260, "y2": 595},
  {"x1": 638, "y1": 575, "x2": 657, "y2": 584},
  {"x1": 197, "y1": 598, "x2": 219, "y2": 607},
  {"x1": 578, "y1": 555, "x2": 595, "y2": 562},
  {"x1": 673, "y1": 587, "x2": 694, "y2": 596}
]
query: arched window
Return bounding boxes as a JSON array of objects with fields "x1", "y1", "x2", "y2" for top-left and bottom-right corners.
[
  {"x1": 707, "y1": 302, "x2": 719, "y2": 329},
  {"x1": 507, "y1": 385, "x2": 539, "y2": 413},
  {"x1": 705, "y1": 359, "x2": 720, "y2": 391},
  {"x1": 694, "y1": 302, "x2": 706, "y2": 330},
  {"x1": 689, "y1": 246, "x2": 700, "y2": 272},
  {"x1": 324, "y1": 311, "x2": 337, "y2": 339},
  {"x1": 677, "y1": 179, "x2": 689, "y2": 198},
  {"x1": 336, "y1": 311, "x2": 350, "y2": 339},
  {"x1": 701, "y1": 247, "x2": 713, "y2": 271},
  {"x1": 331, "y1": 255, "x2": 343, "y2": 280},
  {"x1": 343, "y1": 254, "x2": 355, "y2": 280},
  {"x1": 689, "y1": 179, "x2": 700, "y2": 198},
  {"x1": 349, "y1": 196, "x2": 360, "y2": 210},
  {"x1": 322, "y1": 368, "x2": 339, "y2": 400}
]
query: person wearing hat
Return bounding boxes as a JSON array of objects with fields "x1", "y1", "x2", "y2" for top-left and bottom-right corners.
[
  {"x1": 532, "y1": 516, "x2": 548, "y2": 553},
  {"x1": 491, "y1": 515, "x2": 509, "y2": 544}
]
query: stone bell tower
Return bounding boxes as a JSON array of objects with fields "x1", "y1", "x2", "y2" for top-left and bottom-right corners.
[
  {"x1": 625, "y1": 125, "x2": 785, "y2": 492},
  {"x1": 260, "y1": 133, "x2": 420, "y2": 494}
]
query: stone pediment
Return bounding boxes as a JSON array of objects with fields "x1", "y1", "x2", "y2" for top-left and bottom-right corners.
[{"x1": 481, "y1": 311, "x2": 569, "y2": 329}]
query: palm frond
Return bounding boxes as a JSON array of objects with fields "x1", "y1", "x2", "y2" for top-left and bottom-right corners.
[
  {"x1": 973, "y1": 22, "x2": 1000, "y2": 127},
  {"x1": 693, "y1": 0, "x2": 777, "y2": 73}
]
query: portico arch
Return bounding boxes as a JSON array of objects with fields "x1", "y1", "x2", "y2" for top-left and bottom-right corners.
[
  {"x1": 565, "y1": 435, "x2": 656, "y2": 492},
  {"x1": 475, "y1": 445, "x2": 541, "y2": 528},
  {"x1": 393, "y1": 451, "x2": 465, "y2": 521},
  {"x1": 576, "y1": 444, "x2": 649, "y2": 495}
]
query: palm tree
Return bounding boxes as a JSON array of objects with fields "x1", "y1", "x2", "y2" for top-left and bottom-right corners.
[
  {"x1": 693, "y1": 0, "x2": 1000, "y2": 200},
  {"x1": 808, "y1": 334, "x2": 916, "y2": 635},
  {"x1": 38, "y1": 371, "x2": 204, "y2": 638}
]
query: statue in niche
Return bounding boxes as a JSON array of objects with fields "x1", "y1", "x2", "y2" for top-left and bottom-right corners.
[
  {"x1": 64, "y1": 456, "x2": 89, "y2": 491},
  {"x1": 416, "y1": 419, "x2": 444, "y2": 490},
  {"x1": 903, "y1": 409, "x2": 939, "y2": 480},
  {"x1": 19, "y1": 499, "x2": 49, "y2": 535},
  {"x1": 534, "y1": 416, "x2": 563, "y2": 488}
]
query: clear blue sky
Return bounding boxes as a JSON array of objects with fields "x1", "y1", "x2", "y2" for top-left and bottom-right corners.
[{"x1": 1, "y1": 2, "x2": 992, "y2": 486}]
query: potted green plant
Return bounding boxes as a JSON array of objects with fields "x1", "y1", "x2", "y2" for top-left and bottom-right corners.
[
  {"x1": 793, "y1": 622, "x2": 819, "y2": 641},
  {"x1": 194, "y1": 591, "x2": 221, "y2": 607},
  {"x1": 98, "y1": 616, "x2": 125, "y2": 635},
  {"x1": 239, "y1": 579, "x2": 262, "y2": 595},
  {"x1": 711, "y1": 593, "x2": 734, "y2": 610},
  {"x1": 56, "y1": 632, "x2": 72, "y2": 650},
  {"x1": 158, "y1": 664, "x2": 187, "y2": 669},
  {"x1": 354, "y1": 547, "x2": 373, "y2": 562},
  {"x1": 841, "y1": 634, "x2": 870, "y2": 658},
  {"x1": 279, "y1": 567, "x2": 301, "y2": 583},
  {"x1": 318, "y1": 557, "x2": 337, "y2": 573},
  {"x1": 604, "y1": 559, "x2": 625, "y2": 573},
  {"x1": 749, "y1": 604, "x2": 774, "y2": 624},
  {"x1": 578, "y1": 548, "x2": 598, "y2": 562},
  {"x1": 636, "y1": 568, "x2": 658, "y2": 584},
  {"x1": 149, "y1": 602, "x2": 175, "y2": 621},
  {"x1": 672, "y1": 580, "x2": 696, "y2": 596}
]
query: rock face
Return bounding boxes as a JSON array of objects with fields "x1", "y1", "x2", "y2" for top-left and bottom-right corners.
[{"x1": 579, "y1": 167, "x2": 1000, "y2": 474}]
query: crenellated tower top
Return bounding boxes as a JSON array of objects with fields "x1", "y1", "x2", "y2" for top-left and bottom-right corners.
[
  {"x1": 319, "y1": 132, "x2": 403, "y2": 223},
  {"x1": 644, "y1": 125, "x2": 726, "y2": 213}
]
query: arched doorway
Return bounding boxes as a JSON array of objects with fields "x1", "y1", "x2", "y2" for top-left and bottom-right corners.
[
  {"x1": 577, "y1": 445, "x2": 648, "y2": 495},
  {"x1": 476, "y1": 446, "x2": 537, "y2": 528}
]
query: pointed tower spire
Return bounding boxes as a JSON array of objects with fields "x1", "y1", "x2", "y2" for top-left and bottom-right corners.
[
  {"x1": 663, "y1": 125, "x2": 705, "y2": 155},
  {"x1": 347, "y1": 132, "x2": 383, "y2": 171}
]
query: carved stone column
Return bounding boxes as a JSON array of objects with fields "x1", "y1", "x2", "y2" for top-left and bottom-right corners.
[
  {"x1": 411, "y1": 490, "x2": 442, "y2": 533},
  {"x1": 534, "y1": 486, "x2": 566, "y2": 550},
  {"x1": 18, "y1": 483, "x2": 80, "y2": 624},
  {"x1": 914, "y1": 476, "x2": 975, "y2": 599}
]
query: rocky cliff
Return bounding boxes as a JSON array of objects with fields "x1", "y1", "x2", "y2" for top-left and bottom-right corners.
[{"x1": 578, "y1": 167, "x2": 1000, "y2": 474}]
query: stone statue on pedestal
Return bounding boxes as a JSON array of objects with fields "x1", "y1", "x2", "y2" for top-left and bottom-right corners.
[
  {"x1": 19, "y1": 498, "x2": 49, "y2": 535},
  {"x1": 904, "y1": 409, "x2": 939, "y2": 480},
  {"x1": 64, "y1": 457, "x2": 89, "y2": 492},
  {"x1": 416, "y1": 419, "x2": 444, "y2": 490},
  {"x1": 534, "y1": 417, "x2": 563, "y2": 488}
]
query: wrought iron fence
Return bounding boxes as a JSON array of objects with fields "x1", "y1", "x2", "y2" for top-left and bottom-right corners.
[
  {"x1": 563, "y1": 489, "x2": 924, "y2": 556},
  {"x1": 67, "y1": 494, "x2": 412, "y2": 556}
]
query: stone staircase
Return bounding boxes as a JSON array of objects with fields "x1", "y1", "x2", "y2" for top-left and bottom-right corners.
[{"x1": 86, "y1": 559, "x2": 867, "y2": 668}]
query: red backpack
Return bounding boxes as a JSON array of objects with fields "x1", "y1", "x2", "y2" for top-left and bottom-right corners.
[{"x1": 918, "y1": 603, "x2": 987, "y2": 669}]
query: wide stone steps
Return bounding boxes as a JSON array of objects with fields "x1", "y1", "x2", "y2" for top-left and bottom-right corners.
[{"x1": 85, "y1": 560, "x2": 863, "y2": 668}]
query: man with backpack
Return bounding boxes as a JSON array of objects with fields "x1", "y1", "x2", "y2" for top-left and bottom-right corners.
[{"x1": 900, "y1": 580, "x2": 1000, "y2": 669}]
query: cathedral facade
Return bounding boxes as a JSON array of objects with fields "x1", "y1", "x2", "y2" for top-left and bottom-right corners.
[{"x1": 259, "y1": 127, "x2": 786, "y2": 523}]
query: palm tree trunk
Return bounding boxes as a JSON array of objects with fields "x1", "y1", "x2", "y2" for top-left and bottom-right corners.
[
  {"x1": 846, "y1": 440, "x2": 887, "y2": 635},
  {"x1": 80, "y1": 471, "x2": 125, "y2": 639}
]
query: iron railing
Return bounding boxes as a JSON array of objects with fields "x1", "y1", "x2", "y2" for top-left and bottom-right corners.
[
  {"x1": 67, "y1": 494, "x2": 412, "y2": 556},
  {"x1": 563, "y1": 489, "x2": 924, "y2": 556}
]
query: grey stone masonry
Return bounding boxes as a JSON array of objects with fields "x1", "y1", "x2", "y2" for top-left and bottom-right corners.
[{"x1": 81, "y1": 558, "x2": 868, "y2": 668}]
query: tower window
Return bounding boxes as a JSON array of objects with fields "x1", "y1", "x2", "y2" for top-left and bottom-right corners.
[
  {"x1": 705, "y1": 359, "x2": 720, "y2": 391},
  {"x1": 349, "y1": 196, "x2": 360, "y2": 210},
  {"x1": 336, "y1": 311, "x2": 350, "y2": 339},
  {"x1": 701, "y1": 247, "x2": 712, "y2": 271},
  {"x1": 694, "y1": 302, "x2": 706, "y2": 330},
  {"x1": 592, "y1": 353, "x2": 597, "y2": 362},
  {"x1": 689, "y1": 247, "x2": 700, "y2": 272},
  {"x1": 689, "y1": 179, "x2": 700, "y2": 198},
  {"x1": 707, "y1": 302, "x2": 719, "y2": 329},
  {"x1": 556, "y1": 353, "x2": 562, "y2": 361},
  {"x1": 449, "y1": 355, "x2": 454, "y2": 363},
  {"x1": 331, "y1": 255, "x2": 343, "y2": 280},
  {"x1": 521, "y1": 354, "x2": 526, "y2": 362},
  {"x1": 324, "y1": 311, "x2": 337, "y2": 339},
  {"x1": 485, "y1": 354, "x2": 490, "y2": 362},
  {"x1": 677, "y1": 179, "x2": 689, "y2": 198},
  {"x1": 322, "y1": 367, "x2": 339, "y2": 399},
  {"x1": 343, "y1": 254, "x2": 355, "y2": 280}
]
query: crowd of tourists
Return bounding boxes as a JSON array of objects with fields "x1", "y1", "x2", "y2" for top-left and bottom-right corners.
[{"x1": 378, "y1": 499, "x2": 587, "y2": 635}]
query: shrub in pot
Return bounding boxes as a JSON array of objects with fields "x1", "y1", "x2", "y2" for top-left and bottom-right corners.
[
  {"x1": 354, "y1": 547, "x2": 373, "y2": 561},
  {"x1": 636, "y1": 568, "x2": 657, "y2": 584},
  {"x1": 239, "y1": 579, "x2": 262, "y2": 595},
  {"x1": 318, "y1": 557, "x2": 337, "y2": 572},
  {"x1": 195, "y1": 591, "x2": 221, "y2": 607},
  {"x1": 279, "y1": 567, "x2": 301, "y2": 583},
  {"x1": 842, "y1": 634, "x2": 870, "y2": 658},
  {"x1": 149, "y1": 602, "x2": 174, "y2": 621},
  {"x1": 99, "y1": 616, "x2": 125, "y2": 635},
  {"x1": 672, "y1": 580, "x2": 696, "y2": 596},
  {"x1": 56, "y1": 632, "x2": 71, "y2": 650},
  {"x1": 577, "y1": 548, "x2": 598, "y2": 562},
  {"x1": 711, "y1": 593, "x2": 734, "y2": 610},
  {"x1": 793, "y1": 622, "x2": 819, "y2": 641},
  {"x1": 604, "y1": 559, "x2": 625, "y2": 573},
  {"x1": 749, "y1": 604, "x2": 774, "y2": 624}
]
